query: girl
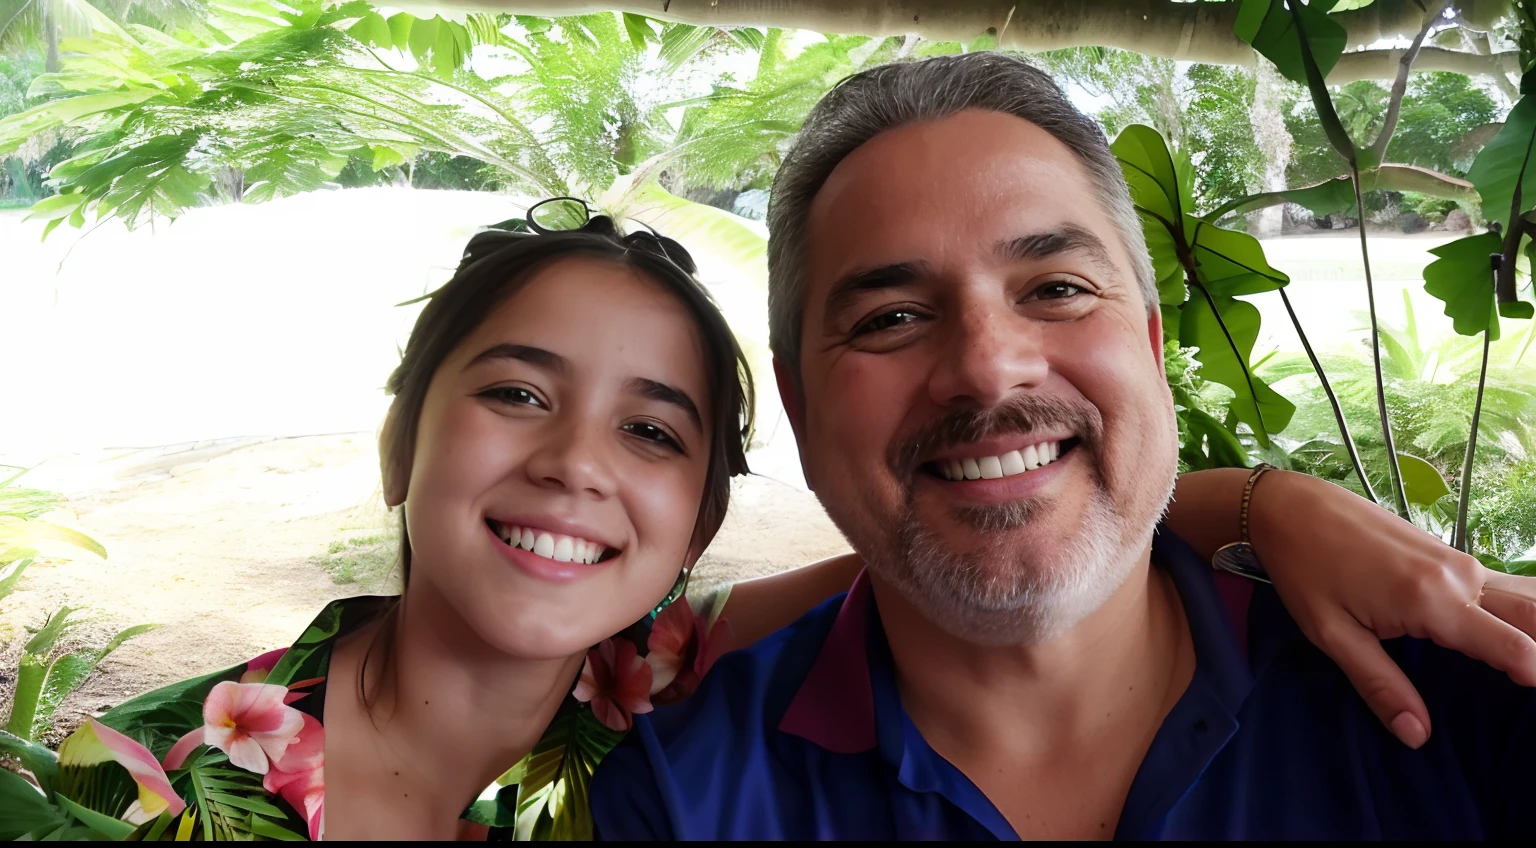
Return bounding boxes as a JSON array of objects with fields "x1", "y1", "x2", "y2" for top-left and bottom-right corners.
[{"x1": 44, "y1": 201, "x2": 1535, "y2": 841}]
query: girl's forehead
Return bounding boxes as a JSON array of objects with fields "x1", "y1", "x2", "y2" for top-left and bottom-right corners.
[{"x1": 462, "y1": 258, "x2": 712, "y2": 390}]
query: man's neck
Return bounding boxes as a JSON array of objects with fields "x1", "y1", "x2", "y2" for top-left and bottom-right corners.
[{"x1": 871, "y1": 548, "x2": 1195, "y2": 839}]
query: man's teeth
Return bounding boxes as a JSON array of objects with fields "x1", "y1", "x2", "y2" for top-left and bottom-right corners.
[
  {"x1": 490, "y1": 522, "x2": 609, "y2": 564},
  {"x1": 938, "y1": 441, "x2": 1063, "y2": 481}
]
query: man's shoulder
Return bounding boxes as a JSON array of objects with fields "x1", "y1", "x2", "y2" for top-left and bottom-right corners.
[
  {"x1": 590, "y1": 591, "x2": 851, "y2": 839},
  {"x1": 645, "y1": 588, "x2": 847, "y2": 747}
]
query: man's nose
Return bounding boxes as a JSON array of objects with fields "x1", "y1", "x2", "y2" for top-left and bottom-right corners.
[
  {"x1": 927, "y1": 301, "x2": 1049, "y2": 409},
  {"x1": 523, "y1": 420, "x2": 617, "y2": 499}
]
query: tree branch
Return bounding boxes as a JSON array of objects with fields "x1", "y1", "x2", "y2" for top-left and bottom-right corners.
[
  {"x1": 1366, "y1": 1, "x2": 1448, "y2": 165},
  {"x1": 1328, "y1": 44, "x2": 1518, "y2": 84},
  {"x1": 1211, "y1": 165, "x2": 1477, "y2": 220},
  {"x1": 425, "y1": 0, "x2": 1511, "y2": 80}
]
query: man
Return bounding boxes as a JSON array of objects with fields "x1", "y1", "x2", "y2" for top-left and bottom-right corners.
[{"x1": 590, "y1": 53, "x2": 1534, "y2": 839}]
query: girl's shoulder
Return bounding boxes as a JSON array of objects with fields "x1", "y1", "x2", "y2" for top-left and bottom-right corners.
[
  {"x1": 100, "y1": 595, "x2": 392, "y2": 743},
  {"x1": 18, "y1": 597, "x2": 392, "y2": 841}
]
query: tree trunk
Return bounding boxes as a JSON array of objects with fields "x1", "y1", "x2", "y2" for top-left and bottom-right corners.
[
  {"x1": 427, "y1": 0, "x2": 1512, "y2": 81},
  {"x1": 43, "y1": 0, "x2": 61, "y2": 74},
  {"x1": 1250, "y1": 60, "x2": 1292, "y2": 238}
]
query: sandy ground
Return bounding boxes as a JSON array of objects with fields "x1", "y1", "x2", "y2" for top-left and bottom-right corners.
[{"x1": 0, "y1": 434, "x2": 850, "y2": 743}]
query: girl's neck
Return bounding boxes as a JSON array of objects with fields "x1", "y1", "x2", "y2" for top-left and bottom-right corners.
[{"x1": 328, "y1": 581, "x2": 583, "y2": 835}]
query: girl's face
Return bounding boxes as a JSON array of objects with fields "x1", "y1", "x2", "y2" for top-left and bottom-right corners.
[{"x1": 394, "y1": 257, "x2": 713, "y2": 660}]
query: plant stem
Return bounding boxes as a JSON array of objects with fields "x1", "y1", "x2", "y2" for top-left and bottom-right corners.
[
  {"x1": 1277, "y1": 288, "x2": 1376, "y2": 501},
  {"x1": 1453, "y1": 328, "x2": 1492, "y2": 552},
  {"x1": 1351, "y1": 168, "x2": 1411, "y2": 518}
]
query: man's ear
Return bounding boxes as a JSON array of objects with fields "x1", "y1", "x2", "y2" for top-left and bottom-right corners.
[
  {"x1": 773, "y1": 355, "x2": 815, "y2": 492},
  {"x1": 1147, "y1": 304, "x2": 1166, "y2": 373},
  {"x1": 380, "y1": 402, "x2": 410, "y2": 508}
]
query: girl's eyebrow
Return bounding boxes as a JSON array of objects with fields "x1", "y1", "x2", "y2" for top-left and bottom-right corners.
[
  {"x1": 466, "y1": 343, "x2": 566, "y2": 373},
  {"x1": 627, "y1": 377, "x2": 702, "y2": 432}
]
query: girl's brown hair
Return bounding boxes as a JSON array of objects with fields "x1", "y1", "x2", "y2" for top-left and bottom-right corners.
[{"x1": 362, "y1": 214, "x2": 754, "y2": 709}]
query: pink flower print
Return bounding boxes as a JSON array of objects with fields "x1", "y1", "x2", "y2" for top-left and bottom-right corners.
[
  {"x1": 238, "y1": 648, "x2": 288, "y2": 684},
  {"x1": 646, "y1": 599, "x2": 734, "y2": 706},
  {"x1": 573, "y1": 638, "x2": 653, "y2": 732},
  {"x1": 57, "y1": 719, "x2": 187, "y2": 818},
  {"x1": 199, "y1": 681, "x2": 305, "y2": 774},
  {"x1": 263, "y1": 712, "x2": 324, "y2": 840}
]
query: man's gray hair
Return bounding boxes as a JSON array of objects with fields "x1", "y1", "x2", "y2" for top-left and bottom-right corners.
[{"x1": 765, "y1": 52, "x2": 1157, "y2": 378}]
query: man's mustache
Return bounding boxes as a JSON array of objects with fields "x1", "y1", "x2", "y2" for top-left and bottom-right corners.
[{"x1": 886, "y1": 394, "x2": 1104, "y2": 482}]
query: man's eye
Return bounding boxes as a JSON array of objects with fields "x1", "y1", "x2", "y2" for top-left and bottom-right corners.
[
  {"x1": 482, "y1": 386, "x2": 545, "y2": 408},
  {"x1": 1035, "y1": 281, "x2": 1086, "y2": 300},
  {"x1": 853, "y1": 310, "x2": 920, "y2": 336},
  {"x1": 622, "y1": 422, "x2": 683, "y2": 452}
]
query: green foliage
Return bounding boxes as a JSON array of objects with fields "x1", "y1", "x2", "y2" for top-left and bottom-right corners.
[
  {"x1": 665, "y1": 31, "x2": 899, "y2": 193},
  {"x1": 1269, "y1": 297, "x2": 1536, "y2": 558},
  {"x1": 1184, "y1": 64, "x2": 1265, "y2": 211},
  {"x1": 506, "y1": 708, "x2": 626, "y2": 840},
  {"x1": 1423, "y1": 231, "x2": 1508, "y2": 338},
  {"x1": 4, "y1": 607, "x2": 156, "y2": 741},
  {"x1": 1235, "y1": 0, "x2": 1347, "y2": 87},
  {"x1": 1113, "y1": 124, "x2": 1296, "y2": 448}
]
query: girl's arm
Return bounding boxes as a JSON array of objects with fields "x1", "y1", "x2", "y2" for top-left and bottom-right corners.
[{"x1": 717, "y1": 467, "x2": 1536, "y2": 749}]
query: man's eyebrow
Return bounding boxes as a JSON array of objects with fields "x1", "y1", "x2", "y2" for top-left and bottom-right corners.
[
  {"x1": 465, "y1": 343, "x2": 567, "y2": 372},
  {"x1": 626, "y1": 377, "x2": 702, "y2": 432},
  {"x1": 997, "y1": 225, "x2": 1116, "y2": 272},
  {"x1": 823, "y1": 260, "x2": 931, "y2": 318}
]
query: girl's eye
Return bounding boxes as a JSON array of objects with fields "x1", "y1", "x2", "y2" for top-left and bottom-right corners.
[
  {"x1": 852, "y1": 309, "x2": 921, "y2": 336},
  {"x1": 481, "y1": 386, "x2": 545, "y2": 408},
  {"x1": 622, "y1": 422, "x2": 683, "y2": 453}
]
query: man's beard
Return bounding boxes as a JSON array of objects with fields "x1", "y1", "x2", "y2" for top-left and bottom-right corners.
[{"x1": 832, "y1": 394, "x2": 1176, "y2": 647}]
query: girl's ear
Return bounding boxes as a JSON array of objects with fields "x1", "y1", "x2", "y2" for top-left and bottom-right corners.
[{"x1": 380, "y1": 401, "x2": 410, "y2": 508}]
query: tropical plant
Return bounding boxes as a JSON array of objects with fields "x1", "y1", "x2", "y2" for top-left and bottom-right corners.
[
  {"x1": 4, "y1": 607, "x2": 155, "y2": 742},
  {"x1": 1265, "y1": 295, "x2": 1536, "y2": 558},
  {"x1": 0, "y1": 466, "x2": 105, "y2": 605},
  {"x1": 1225, "y1": 0, "x2": 1536, "y2": 571}
]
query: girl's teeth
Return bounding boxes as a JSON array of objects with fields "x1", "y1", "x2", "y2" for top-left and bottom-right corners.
[
  {"x1": 937, "y1": 440, "x2": 1065, "y2": 482},
  {"x1": 494, "y1": 523, "x2": 610, "y2": 565}
]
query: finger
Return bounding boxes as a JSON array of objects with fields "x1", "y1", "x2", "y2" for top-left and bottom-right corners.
[
  {"x1": 1431, "y1": 604, "x2": 1536, "y2": 688},
  {"x1": 1311, "y1": 613, "x2": 1432, "y2": 749},
  {"x1": 1482, "y1": 572, "x2": 1536, "y2": 644}
]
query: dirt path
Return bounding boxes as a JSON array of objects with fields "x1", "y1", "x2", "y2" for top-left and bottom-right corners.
[{"x1": 0, "y1": 434, "x2": 849, "y2": 743}]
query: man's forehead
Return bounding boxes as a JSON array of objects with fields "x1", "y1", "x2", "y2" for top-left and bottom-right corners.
[{"x1": 805, "y1": 111, "x2": 1113, "y2": 277}]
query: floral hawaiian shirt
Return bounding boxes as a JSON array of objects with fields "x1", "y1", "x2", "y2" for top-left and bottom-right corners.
[{"x1": 8, "y1": 592, "x2": 729, "y2": 840}]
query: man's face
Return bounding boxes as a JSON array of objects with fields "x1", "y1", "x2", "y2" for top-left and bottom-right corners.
[{"x1": 789, "y1": 108, "x2": 1179, "y2": 644}]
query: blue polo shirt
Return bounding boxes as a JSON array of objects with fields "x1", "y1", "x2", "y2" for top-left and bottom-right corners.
[{"x1": 591, "y1": 528, "x2": 1536, "y2": 839}]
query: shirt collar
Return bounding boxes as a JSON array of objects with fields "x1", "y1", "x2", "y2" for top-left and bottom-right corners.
[
  {"x1": 777, "y1": 569, "x2": 879, "y2": 753},
  {"x1": 775, "y1": 527, "x2": 1266, "y2": 758}
]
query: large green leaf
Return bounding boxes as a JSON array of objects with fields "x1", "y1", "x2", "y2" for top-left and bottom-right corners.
[
  {"x1": 1183, "y1": 217, "x2": 1289, "y2": 297},
  {"x1": 1112, "y1": 124, "x2": 1294, "y2": 446},
  {"x1": 1180, "y1": 291, "x2": 1296, "y2": 441},
  {"x1": 1234, "y1": 0, "x2": 1346, "y2": 85},
  {"x1": 0, "y1": 729, "x2": 60, "y2": 785},
  {"x1": 1396, "y1": 453, "x2": 1452, "y2": 506},
  {"x1": 1234, "y1": 0, "x2": 1345, "y2": 84},
  {"x1": 1469, "y1": 95, "x2": 1536, "y2": 230},
  {"x1": 54, "y1": 792, "x2": 137, "y2": 839},
  {"x1": 512, "y1": 709, "x2": 626, "y2": 840},
  {"x1": 1424, "y1": 231, "x2": 1505, "y2": 339},
  {"x1": 0, "y1": 766, "x2": 64, "y2": 840},
  {"x1": 0, "y1": 516, "x2": 106, "y2": 561}
]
